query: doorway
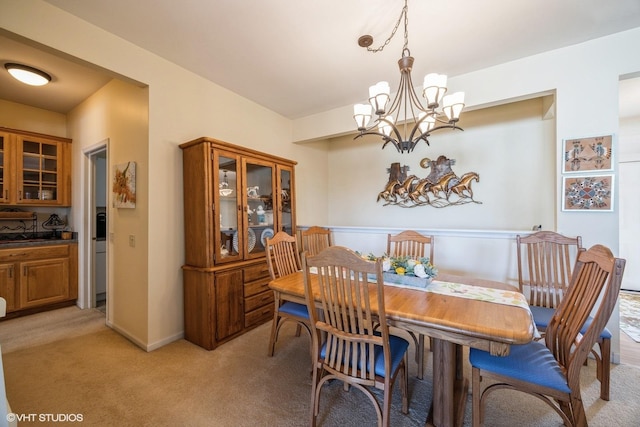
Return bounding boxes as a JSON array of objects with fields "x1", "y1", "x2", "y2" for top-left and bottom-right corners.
[{"x1": 85, "y1": 143, "x2": 108, "y2": 312}]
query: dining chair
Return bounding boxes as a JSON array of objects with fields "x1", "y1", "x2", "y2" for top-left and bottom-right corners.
[
  {"x1": 471, "y1": 244, "x2": 625, "y2": 427},
  {"x1": 300, "y1": 226, "x2": 333, "y2": 257},
  {"x1": 386, "y1": 230, "x2": 435, "y2": 379},
  {"x1": 387, "y1": 229, "x2": 435, "y2": 262},
  {"x1": 302, "y1": 246, "x2": 409, "y2": 427},
  {"x1": 517, "y1": 231, "x2": 613, "y2": 401},
  {"x1": 266, "y1": 231, "x2": 311, "y2": 357}
]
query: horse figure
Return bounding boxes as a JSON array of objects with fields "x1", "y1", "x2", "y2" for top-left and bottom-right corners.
[
  {"x1": 395, "y1": 175, "x2": 418, "y2": 201},
  {"x1": 430, "y1": 173, "x2": 457, "y2": 199},
  {"x1": 377, "y1": 180, "x2": 401, "y2": 202},
  {"x1": 408, "y1": 178, "x2": 433, "y2": 204},
  {"x1": 450, "y1": 172, "x2": 479, "y2": 199}
]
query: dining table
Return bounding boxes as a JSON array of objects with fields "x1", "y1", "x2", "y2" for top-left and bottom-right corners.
[{"x1": 269, "y1": 270, "x2": 536, "y2": 427}]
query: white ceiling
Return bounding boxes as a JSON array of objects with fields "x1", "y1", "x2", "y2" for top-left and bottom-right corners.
[{"x1": 1, "y1": 0, "x2": 640, "y2": 118}]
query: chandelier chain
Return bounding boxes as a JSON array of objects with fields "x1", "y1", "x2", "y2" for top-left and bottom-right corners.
[
  {"x1": 353, "y1": 0, "x2": 465, "y2": 153},
  {"x1": 366, "y1": 0, "x2": 409, "y2": 53}
]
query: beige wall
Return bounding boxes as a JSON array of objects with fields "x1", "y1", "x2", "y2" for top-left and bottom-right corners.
[
  {"x1": 325, "y1": 98, "x2": 555, "y2": 230},
  {"x1": 66, "y1": 79, "x2": 150, "y2": 345},
  {"x1": 0, "y1": 0, "x2": 331, "y2": 350},
  {"x1": 0, "y1": 99, "x2": 66, "y2": 135}
]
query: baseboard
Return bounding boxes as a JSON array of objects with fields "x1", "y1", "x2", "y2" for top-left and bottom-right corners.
[
  {"x1": 106, "y1": 320, "x2": 184, "y2": 352},
  {"x1": 146, "y1": 332, "x2": 185, "y2": 352}
]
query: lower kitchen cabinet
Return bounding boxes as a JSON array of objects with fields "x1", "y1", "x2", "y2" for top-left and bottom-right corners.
[
  {"x1": 183, "y1": 259, "x2": 273, "y2": 350},
  {"x1": 0, "y1": 243, "x2": 78, "y2": 315}
]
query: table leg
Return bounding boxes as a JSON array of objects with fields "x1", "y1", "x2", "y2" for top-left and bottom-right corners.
[{"x1": 426, "y1": 338, "x2": 467, "y2": 427}]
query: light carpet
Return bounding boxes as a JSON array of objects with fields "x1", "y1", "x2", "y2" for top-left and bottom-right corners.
[
  {"x1": 1, "y1": 307, "x2": 639, "y2": 426},
  {"x1": 620, "y1": 291, "x2": 640, "y2": 343}
]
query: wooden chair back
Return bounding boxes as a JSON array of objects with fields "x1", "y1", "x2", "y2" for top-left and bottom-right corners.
[
  {"x1": 300, "y1": 226, "x2": 333, "y2": 257},
  {"x1": 546, "y1": 245, "x2": 625, "y2": 406},
  {"x1": 303, "y1": 246, "x2": 387, "y2": 383},
  {"x1": 471, "y1": 244, "x2": 625, "y2": 426},
  {"x1": 516, "y1": 231, "x2": 584, "y2": 308},
  {"x1": 387, "y1": 230, "x2": 434, "y2": 263},
  {"x1": 265, "y1": 231, "x2": 301, "y2": 280}
]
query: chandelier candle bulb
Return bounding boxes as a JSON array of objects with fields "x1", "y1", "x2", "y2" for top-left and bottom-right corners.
[
  {"x1": 379, "y1": 116, "x2": 394, "y2": 136},
  {"x1": 442, "y1": 92, "x2": 465, "y2": 122},
  {"x1": 369, "y1": 81, "x2": 390, "y2": 115},
  {"x1": 423, "y1": 73, "x2": 448, "y2": 108},
  {"x1": 418, "y1": 113, "x2": 436, "y2": 134},
  {"x1": 353, "y1": 103, "x2": 372, "y2": 130}
]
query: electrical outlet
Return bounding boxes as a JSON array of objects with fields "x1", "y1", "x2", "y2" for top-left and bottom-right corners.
[{"x1": 129, "y1": 235, "x2": 135, "y2": 247}]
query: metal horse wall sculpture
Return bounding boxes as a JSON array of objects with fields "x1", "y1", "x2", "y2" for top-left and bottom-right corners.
[{"x1": 377, "y1": 156, "x2": 481, "y2": 208}]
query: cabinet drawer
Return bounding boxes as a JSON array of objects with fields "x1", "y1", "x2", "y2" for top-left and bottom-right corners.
[
  {"x1": 244, "y1": 277, "x2": 270, "y2": 298},
  {"x1": 244, "y1": 261, "x2": 270, "y2": 282},
  {"x1": 245, "y1": 304, "x2": 274, "y2": 328},
  {"x1": 0, "y1": 245, "x2": 70, "y2": 262},
  {"x1": 244, "y1": 290, "x2": 274, "y2": 313}
]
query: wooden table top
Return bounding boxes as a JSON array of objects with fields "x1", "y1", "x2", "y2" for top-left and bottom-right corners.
[{"x1": 269, "y1": 271, "x2": 535, "y2": 355}]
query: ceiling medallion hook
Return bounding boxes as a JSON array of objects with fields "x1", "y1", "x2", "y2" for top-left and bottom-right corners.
[{"x1": 352, "y1": 0, "x2": 465, "y2": 153}]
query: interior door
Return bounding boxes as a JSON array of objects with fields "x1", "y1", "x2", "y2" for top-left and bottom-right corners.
[{"x1": 620, "y1": 161, "x2": 640, "y2": 290}]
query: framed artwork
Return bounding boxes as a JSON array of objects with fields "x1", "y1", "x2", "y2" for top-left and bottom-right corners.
[
  {"x1": 113, "y1": 161, "x2": 136, "y2": 208},
  {"x1": 562, "y1": 174, "x2": 614, "y2": 212},
  {"x1": 563, "y1": 134, "x2": 613, "y2": 173}
]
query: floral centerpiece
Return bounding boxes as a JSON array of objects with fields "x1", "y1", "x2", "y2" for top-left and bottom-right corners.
[{"x1": 358, "y1": 252, "x2": 438, "y2": 288}]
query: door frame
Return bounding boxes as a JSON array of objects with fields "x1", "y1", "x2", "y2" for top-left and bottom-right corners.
[{"x1": 81, "y1": 140, "x2": 109, "y2": 318}]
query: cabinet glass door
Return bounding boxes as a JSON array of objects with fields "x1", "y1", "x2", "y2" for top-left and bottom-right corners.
[
  {"x1": 216, "y1": 153, "x2": 242, "y2": 263},
  {"x1": 19, "y1": 138, "x2": 60, "y2": 203},
  {"x1": 0, "y1": 133, "x2": 7, "y2": 203},
  {"x1": 277, "y1": 166, "x2": 294, "y2": 235},
  {"x1": 244, "y1": 159, "x2": 273, "y2": 258}
]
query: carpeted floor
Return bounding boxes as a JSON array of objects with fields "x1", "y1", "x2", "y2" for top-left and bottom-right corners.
[
  {"x1": 620, "y1": 291, "x2": 640, "y2": 342},
  {"x1": 1, "y1": 307, "x2": 640, "y2": 426}
]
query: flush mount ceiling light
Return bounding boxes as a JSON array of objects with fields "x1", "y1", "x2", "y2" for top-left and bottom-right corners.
[
  {"x1": 353, "y1": 0, "x2": 465, "y2": 153},
  {"x1": 4, "y1": 63, "x2": 52, "y2": 86}
]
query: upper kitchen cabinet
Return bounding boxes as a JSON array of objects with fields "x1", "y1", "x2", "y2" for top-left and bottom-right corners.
[{"x1": 0, "y1": 127, "x2": 72, "y2": 207}]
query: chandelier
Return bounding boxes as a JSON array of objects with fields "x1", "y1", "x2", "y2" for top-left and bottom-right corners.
[{"x1": 353, "y1": 0, "x2": 465, "y2": 153}]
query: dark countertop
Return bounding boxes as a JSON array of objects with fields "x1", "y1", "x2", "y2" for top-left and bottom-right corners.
[{"x1": 0, "y1": 236, "x2": 78, "y2": 249}]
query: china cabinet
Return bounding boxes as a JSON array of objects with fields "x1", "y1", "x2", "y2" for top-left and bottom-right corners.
[
  {"x1": 180, "y1": 137, "x2": 296, "y2": 350},
  {"x1": 0, "y1": 127, "x2": 72, "y2": 206}
]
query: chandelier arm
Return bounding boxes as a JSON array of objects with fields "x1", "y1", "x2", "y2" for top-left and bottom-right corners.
[
  {"x1": 354, "y1": 129, "x2": 402, "y2": 153},
  {"x1": 414, "y1": 125, "x2": 464, "y2": 142},
  {"x1": 429, "y1": 124, "x2": 464, "y2": 133},
  {"x1": 408, "y1": 121, "x2": 432, "y2": 146}
]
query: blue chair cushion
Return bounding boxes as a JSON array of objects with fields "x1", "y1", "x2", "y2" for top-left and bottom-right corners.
[
  {"x1": 470, "y1": 341, "x2": 571, "y2": 394},
  {"x1": 320, "y1": 333, "x2": 409, "y2": 378},
  {"x1": 530, "y1": 306, "x2": 611, "y2": 339},
  {"x1": 279, "y1": 301, "x2": 310, "y2": 319}
]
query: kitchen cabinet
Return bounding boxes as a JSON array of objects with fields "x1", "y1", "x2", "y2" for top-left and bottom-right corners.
[
  {"x1": 0, "y1": 127, "x2": 72, "y2": 206},
  {"x1": 0, "y1": 243, "x2": 78, "y2": 315},
  {"x1": 180, "y1": 137, "x2": 296, "y2": 350}
]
